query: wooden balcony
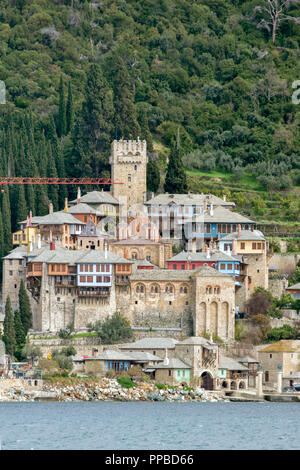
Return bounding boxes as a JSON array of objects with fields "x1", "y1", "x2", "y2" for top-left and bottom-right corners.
[
  {"x1": 115, "y1": 276, "x2": 130, "y2": 286},
  {"x1": 77, "y1": 288, "x2": 110, "y2": 297}
]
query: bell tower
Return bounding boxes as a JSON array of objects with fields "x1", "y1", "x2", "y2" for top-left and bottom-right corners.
[{"x1": 110, "y1": 139, "x2": 147, "y2": 207}]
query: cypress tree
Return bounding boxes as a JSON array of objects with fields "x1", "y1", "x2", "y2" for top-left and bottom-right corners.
[
  {"x1": 2, "y1": 188, "x2": 12, "y2": 254},
  {"x1": 47, "y1": 143, "x2": 59, "y2": 211},
  {"x1": 71, "y1": 63, "x2": 114, "y2": 177},
  {"x1": 14, "y1": 309, "x2": 26, "y2": 347},
  {"x1": 3, "y1": 296, "x2": 16, "y2": 357},
  {"x1": 164, "y1": 132, "x2": 187, "y2": 194},
  {"x1": 58, "y1": 75, "x2": 66, "y2": 137},
  {"x1": 66, "y1": 81, "x2": 74, "y2": 134},
  {"x1": 147, "y1": 159, "x2": 160, "y2": 193},
  {"x1": 139, "y1": 106, "x2": 153, "y2": 151},
  {"x1": 19, "y1": 279, "x2": 32, "y2": 335},
  {"x1": 0, "y1": 212, "x2": 4, "y2": 283},
  {"x1": 15, "y1": 184, "x2": 27, "y2": 225},
  {"x1": 113, "y1": 58, "x2": 140, "y2": 139}
]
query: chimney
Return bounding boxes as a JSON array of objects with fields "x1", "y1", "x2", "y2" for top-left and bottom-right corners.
[
  {"x1": 232, "y1": 238, "x2": 237, "y2": 256},
  {"x1": 49, "y1": 202, "x2": 53, "y2": 215},
  {"x1": 29, "y1": 236, "x2": 33, "y2": 253},
  {"x1": 50, "y1": 240, "x2": 55, "y2": 251},
  {"x1": 206, "y1": 247, "x2": 210, "y2": 259},
  {"x1": 64, "y1": 198, "x2": 68, "y2": 212},
  {"x1": 163, "y1": 348, "x2": 169, "y2": 366},
  {"x1": 29, "y1": 211, "x2": 32, "y2": 226},
  {"x1": 238, "y1": 224, "x2": 241, "y2": 238},
  {"x1": 92, "y1": 348, "x2": 98, "y2": 357},
  {"x1": 104, "y1": 240, "x2": 108, "y2": 259},
  {"x1": 77, "y1": 187, "x2": 81, "y2": 205},
  {"x1": 210, "y1": 204, "x2": 214, "y2": 217},
  {"x1": 203, "y1": 199, "x2": 207, "y2": 212},
  {"x1": 37, "y1": 233, "x2": 41, "y2": 250}
]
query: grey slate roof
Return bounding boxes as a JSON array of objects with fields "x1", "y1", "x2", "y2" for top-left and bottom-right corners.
[
  {"x1": 168, "y1": 250, "x2": 238, "y2": 263},
  {"x1": 67, "y1": 203, "x2": 98, "y2": 215},
  {"x1": 3, "y1": 246, "x2": 28, "y2": 259},
  {"x1": 20, "y1": 211, "x2": 85, "y2": 226},
  {"x1": 203, "y1": 206, "x2": 254, "y2": 224},
  {"x1": 236, "y1": 356, "x2": 259, "y2": 364},
  {"x1": 121, "y1": 337, "x2": 179, "y2": 350},
  {"x1": 146, "y1": 193, "x2": 235, "y2": 207},
  {"x1": 154, "y1": 358, "x2": 191, "y2": 369},
  {"x1": 220, "y1": 230, "x2": 265, "y2": 241},
  {"x1": 70, "y1": 191, "x2": 119, "y2": 206},
  {"x1": 219, "y1": 356, "x2": 249, "y2": 371},
  {"x1": 287, "y1": 283, "x2": 300, "y2": 291},
  {"x1": 28, "y1": 246, "x2": 132, "y2": 265},
  {"x1": 86, "y1": 349, "x2": 162, "y2": 362}
]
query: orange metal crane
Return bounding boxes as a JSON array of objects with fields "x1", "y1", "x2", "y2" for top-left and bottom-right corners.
[{"x1": 0, "y1": 177, "x2": 122, "y2": 192}]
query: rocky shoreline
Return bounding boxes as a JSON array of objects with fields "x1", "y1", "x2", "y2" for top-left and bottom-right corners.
[{"x1": 0, "y1": 378, "x2": 228, "y2": 403}]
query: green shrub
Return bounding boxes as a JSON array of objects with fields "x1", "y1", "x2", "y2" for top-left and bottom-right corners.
[
  {"x1": 117, "y1": 374, "x2": 136, "y2": 388},
  {"x1": 155, "y1": 383, "x2": 167, "y2": 390}
]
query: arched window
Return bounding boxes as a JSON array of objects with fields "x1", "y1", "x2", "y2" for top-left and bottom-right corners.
[
  {"x1": 165, "y1": 284, "x2": 174, "y2": 294},
  {"x1": 131, "y1": 252, "x2": 138, "y2": 260},
  {"x1": 206, "y1": 286, "x2": 212, "y2": 294},
  {"x1": 214, "y1": 286, "x2": 220, "y2": 294},
  {"x1": 180, "y1": 285, "x2": 188, "y2": 294},
  {"x1": 136, "y1": 284, "x2": 145, "y2": 294},
  {"x1": 150, "y1": 284, "x2": 160, "y2": 294}
]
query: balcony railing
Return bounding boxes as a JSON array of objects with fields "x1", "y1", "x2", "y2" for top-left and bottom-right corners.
[{"x1": 77, "y1": 288, "x2": 110, "y2": 297}]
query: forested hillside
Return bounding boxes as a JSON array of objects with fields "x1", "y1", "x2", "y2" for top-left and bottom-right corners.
[{"x1": 0, "y1": 0, "x2": 300, "y2": 259}]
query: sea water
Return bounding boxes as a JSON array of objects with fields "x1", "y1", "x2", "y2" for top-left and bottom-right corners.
[{"x1": 0, "y1": 401, "x2": 299, "y2": 450}]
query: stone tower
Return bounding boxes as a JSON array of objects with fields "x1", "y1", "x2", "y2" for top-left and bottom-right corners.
[{"x1": 110, "y1": 139, "x2": 147, "y2": 207}]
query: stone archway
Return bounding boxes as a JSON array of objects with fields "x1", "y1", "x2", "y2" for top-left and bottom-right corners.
[{"x1": 201, "y1": 371, "x2": 214, "y2": 390}]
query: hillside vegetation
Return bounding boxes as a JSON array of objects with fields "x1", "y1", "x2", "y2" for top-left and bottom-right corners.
[{"x1": 0, "y1": 0, "x2": 299, "y2": 253}]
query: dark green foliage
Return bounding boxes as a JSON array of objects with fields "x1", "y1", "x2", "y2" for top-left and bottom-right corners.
[
  {"x1": 58, "y1": 323, "x2": 74, "y2": 339},
  {"x1": 112, "y1": 58, "x2": 140, "y2": 140},
  {"x1": 66, "y1": 81, "x2": 74, "y2": 134},
  {"x1": 14, "y1": 309, "x2": 26, "y2": 360},
  {"x1": 147, "y1": 158, "x2": 160, "y2": 193},
  {"x1": 21, "y1": 344, "x2": 42, "y2": 366},
  {"x1": 14, "y1": 309, "x2": 26, "y2": 346},
  {"x1": 51, "y1": 348, "x2": 74, "y2": 371},
  {"x1": 1, "y1": 189, "x2": 12, "y2": 255},
  {"x1": 70, "y1": 63, "x2": 114, "y2": 178},
  {"x1": 58, "y1": 75, "x2": 66, "y2": 137},
  {"x1": 18, "y1": 279, "x2": 32, "y2": 335},
  {"x1": 3, "y1": 296, "x2": 16, "y2": 356},
  {"x1": 0, "y1": 212, "x2": 4, "y2": 283},
  {"x1": 164, "y1": 138, "x2": 187, "y2": 194},
  {"x1": 61, "y1": 345, "x2": 77, "y2": 357},
  {"x1": 91, "y1": 312, "x2": 133, "y2": 344},
  {"x1": 0, "y1": 0, "x2": 297, "y2": 233},
  {"x1": 117, "y1": 374, "x2": 136, "y2": 388},
  {"x1": 266, "y1": 324, "x2": 300, "y2": 342}
]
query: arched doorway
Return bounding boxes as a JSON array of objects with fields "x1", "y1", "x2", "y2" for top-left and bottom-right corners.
[{"x1": 201, "y1": 371, "x2": 214, "y2": 390}]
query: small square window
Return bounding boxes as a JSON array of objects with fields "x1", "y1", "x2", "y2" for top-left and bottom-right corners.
[{"x1": 135, "y1": 301, "x2": 138, "y2": 304}]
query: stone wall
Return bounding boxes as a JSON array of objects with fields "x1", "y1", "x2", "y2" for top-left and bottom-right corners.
[
  {"x1": 268, "y1": 278, "x2": 289, "y2": 299},
  {"x1": 268, "y1": 254, "x2": 300, "y2": 275}
]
